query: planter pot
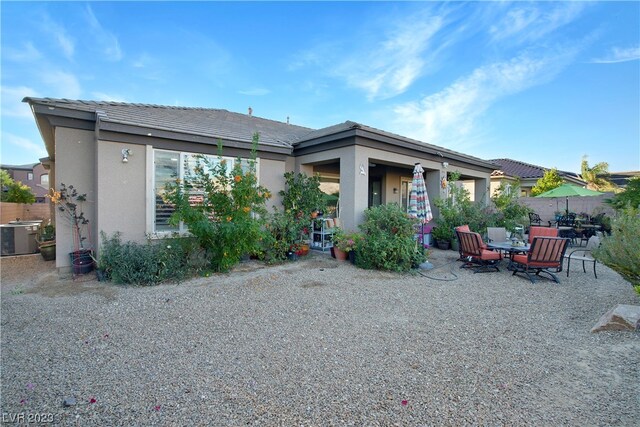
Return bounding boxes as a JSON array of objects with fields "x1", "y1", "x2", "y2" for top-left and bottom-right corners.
[
  {"x1": 96, "y1": 269, "x2": 108, "y2": 282},
  {"x1": 333, "y1": 247, "x2": 348, "y2": 261},
  {"x1": 451, "y1": 239, "x2": 459, "y2": 252},
  {"x1": 436, "y1": 240, "x2": 451, "y2": 250},
  {"x1": 330, "y1": 247, "x2": 336, "y2": 258},
  {"x1": 348, "y1": 250, "x2": 357, "y2": 265},
  {"x1": 39, "y1": 243, "x2": 56, "y2": 261},
  {"x1": 299, "y1": 244, "x2": 310, "y2": 256},
  {"x1": 286, "y1": 251, "x2": 299, "y2": 261},
  {"x1": 70, "y1": 249, "x2": 94, "y2": 275}
]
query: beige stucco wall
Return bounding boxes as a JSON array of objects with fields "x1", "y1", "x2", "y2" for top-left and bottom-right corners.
[
  {"x1": 54, "y1": 127, "x2": 96, "y2": 269},
  {"x1": 259, "y1": 158, "x2": 287, "y2": 210},
  {"x1": 96, "y1": 140, "x2": 148, "y2": 245}
]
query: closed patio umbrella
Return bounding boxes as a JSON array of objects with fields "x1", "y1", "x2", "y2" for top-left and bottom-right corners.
[
  {"x1": 535, "y1": 184, "x2": 603, "y2": 215},
  {"x1": 408, "y1": 163, "x2": 433, "y2": 224}
]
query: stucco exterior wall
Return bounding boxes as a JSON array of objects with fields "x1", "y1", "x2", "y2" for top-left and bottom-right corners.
[
  {"x1": 54, "y1": 127, "x2": 96, "y2": 269},
  {"x1": 259, "y1": 158, "x2": 287, "y2": 210},
  {"x1": 96, "y1": 140, "x2": 148, "y2": 245}
]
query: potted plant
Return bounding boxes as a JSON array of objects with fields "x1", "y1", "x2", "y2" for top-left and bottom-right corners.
[
  {"x1": 431, "y1": 224, "x2": 453, "y2": 250},
  {"x1": 331, "y1": 228, "x2": 349, "y2": 260},
  {"x1": 36, "y1": 223, "x2": 56, "y2": 261},
  {"x1": 49, "y1": 183, "x2": 94, "y2": 274}
]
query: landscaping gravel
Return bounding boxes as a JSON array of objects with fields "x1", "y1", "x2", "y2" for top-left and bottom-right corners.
[{"x1": 1, "y1": 250, "x2": 639, "y2": 426}]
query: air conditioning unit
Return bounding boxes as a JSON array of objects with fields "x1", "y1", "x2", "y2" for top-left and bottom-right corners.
[{"x1": 1, "y1": 223, "x2": 40, "y2": 256}]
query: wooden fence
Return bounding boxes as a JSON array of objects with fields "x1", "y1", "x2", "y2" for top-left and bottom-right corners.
[{"x1": 1, "y1": 202, "x2": 52, "y2": 224}]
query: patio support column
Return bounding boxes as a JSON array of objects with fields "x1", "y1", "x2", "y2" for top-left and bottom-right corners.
[
  {"x1": 425, "y1": 169, "x2": 441, "y2": 219},
  {"x1": 339, "y1": 146, "x2": 368, "y2": 231},
  {"x1": 474, "y1": 178, "x2": 489, "y2": 205}
]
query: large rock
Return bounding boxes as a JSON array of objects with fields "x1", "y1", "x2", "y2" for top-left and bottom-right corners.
[{"x1": 591, "y1": 304, "x2": 640, "y2": 333}]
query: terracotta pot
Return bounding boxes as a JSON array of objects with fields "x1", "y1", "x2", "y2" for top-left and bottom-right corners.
[{"x1": 333, "y1": 247, "x2": 348, "y2": 260}]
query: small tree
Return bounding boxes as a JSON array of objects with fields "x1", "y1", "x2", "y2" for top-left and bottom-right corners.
[
  {"x1": 280, "y1": 172, "x2": 326, "y2": 217},
  {"x1": 491, "y1": 180, "x2": 531, "y2": 232},
  {"x1": 606, "y1": 177, "x2": 640, "y2": 211},
  {"x1": 530, "y1": 168, "x2": 564, "y2": 196},
  {"x1": 164, "y1": 135, "x2": 271, "y2": 272},
  {"x1": 593, "y1": 208, "x2": 640, "y2": 295},
  {"x1": 0, "y1": 170, "x2": 36, "y2": 204},
  {"x1": 580, "y1": 155, "x2": 617, "y2": 192}
]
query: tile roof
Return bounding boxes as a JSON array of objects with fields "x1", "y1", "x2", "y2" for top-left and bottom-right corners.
[
  {"x1": 488, "y1": 158, "x2": 580, "y2": 180},
  {"x1": 24, "y1": 98, "x2": 313, "y2": 148},
  {"x1": 1, "y1": 163, "x2": 38, "y2": 170}
]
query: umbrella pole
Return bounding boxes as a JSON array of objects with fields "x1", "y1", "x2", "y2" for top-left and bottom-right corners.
[{"x1": 565, "y1": 196, "x2": 569, "y2": 215}]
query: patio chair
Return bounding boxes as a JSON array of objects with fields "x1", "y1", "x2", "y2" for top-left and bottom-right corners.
[
  {"x1": 456, "y1": 230, "x2": 502, "y2": 273},
  {"x1": 486, "y1": 227, "x2": 507, "y2": 243},
  {"x1": 528, "y1": 226, "x2": 558, "y2": 244},
  {"x1": 528, "y1": 212, "x2": 549, "y2": 227},
  {"x1": 511, "y1": 237, "x2": 570, "y2": 284},
  {"x1": 565, "y1": 235, "x2": 600, "y2": 278},
  {"x1": 455, "y1": 225, "x2": 487, "y2": 260}
]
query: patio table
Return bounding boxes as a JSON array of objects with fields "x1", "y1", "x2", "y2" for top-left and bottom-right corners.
[{"x1": 486, "y1": 241, "x2": 531, "y2": 270}]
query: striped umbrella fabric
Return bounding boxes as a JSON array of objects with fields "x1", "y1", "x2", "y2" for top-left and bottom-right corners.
[{"x1": 408, "y1": 163, "x2": 433, "y2": 224}]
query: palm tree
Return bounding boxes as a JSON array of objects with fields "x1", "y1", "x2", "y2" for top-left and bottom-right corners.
[{"x1": 580, "y1": 156, "x2": 616, "y2": 192}]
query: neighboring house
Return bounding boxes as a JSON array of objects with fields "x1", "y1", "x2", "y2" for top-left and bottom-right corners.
[
  {"x1": 24, "y1": 97, "x2": 495, "y2": 271},
  {"x1": 488, "y1": 158, "x2": 585, "y2": 197},
  {"x1": 1, "y1": 162, "x2": 50, "y2": 202},
  {"x1": 604, "y1": 171, "x2": 640, "y2": 188}
]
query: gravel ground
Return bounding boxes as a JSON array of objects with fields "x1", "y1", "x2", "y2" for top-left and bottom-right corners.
[{"x1": 1, "y1": 250, "x2": 639, "y2": 426}]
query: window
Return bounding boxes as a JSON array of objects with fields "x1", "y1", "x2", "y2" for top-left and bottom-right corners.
[
  {"x1": 152, "y1": 149, "x2": 258, "y2": 234},
  {"x1": 40, "y1": 174, "x2": 49, "y2": 186},
  {"x1": 27, "y1": 172, "x2": 33, "y2": 180}
]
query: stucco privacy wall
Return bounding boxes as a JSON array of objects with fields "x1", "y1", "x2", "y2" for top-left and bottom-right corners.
[
  {"x1": 54, "y1": 127, "x2": 96, "y2": 269},
  {"x1": 96, "y1": 140, "x2": 147, "y2": 244}
]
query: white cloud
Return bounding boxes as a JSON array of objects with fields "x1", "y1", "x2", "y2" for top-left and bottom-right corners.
[
  {"x1": 85, "y1": 5, "x2": 123, "y2": 61},
  {"x1": 490, "y1": 3, "x2": 586, "y2": 43},
  {"x1": 392, "y1": 48, "x2": 579, "y2": 148},
  {"x1": 1, "y1": 86, "x2": 41, "y2": 118},
  {"x1": 238, "y1": 88, "x2": 271, "y2": 96},
  {"x1": 3, "y1": 132, "x2": 48, "y2": 158},
  {"x1": 336, "y1": 13, "x2": 445, "y2": 100},
  {"x1": 40, "y1": 13, "x2": 75, "y2": 60},
  {"x1": 3, "y1": 42, "x2": 42, "y2": 62},
  {"x1": 42, "y1": 71, "x2": 82, "y2": 99},
  {"x1": 591, "y1": 46, "x2": 640, "y2": 64},
  {"x1": 91, "y1": 92, "x2": 127, "y2": 102}
]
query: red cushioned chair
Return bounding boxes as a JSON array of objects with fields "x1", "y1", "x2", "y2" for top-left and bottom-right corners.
[
  {"x1": 455, "y1": 225, "x2": 487, "y2": 261},
  {"x1": 512, "y1": 237, "x2": 570, "y2": 283},
  {"x1": 528, "y1": 226, "x2": 558, "y2": 244},
  {"x1": 456, "y1": 230, "x2": 502, "y2": 273}
]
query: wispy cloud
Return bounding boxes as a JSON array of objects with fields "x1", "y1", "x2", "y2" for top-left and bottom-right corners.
[
  {"x1": 392, "y1": 47, "x2": 581, "y2": 149},
  {"x1": 3, "y1": 42, "x2": 42, "y2": 62},
  {"x1": 3, "y1": 132, "x2": 48, "y2": 158},
  {"x1": 91, "y1": 92, "x2": 127, "y2": 102},
  {"x1": 336, "y1": 11, "x2": 446, "y2": 100},
  {"x1": 490, "y1": 3, "x2": 586, "y2": 44},
  {"x1": 1, "y1": 86, "x2": 41, "y2": 118},
  {"x1": 238, "y1": 88, "x2": 271, "y2": 96},
  {"x1": 40, "y1": 13, "x2": 75, "y2": 60},
  {"x1": 591, "y1": 46, "x2": 640, "y2": 64},
  {"x1": 42, "y1": 71, "x2": 82, "y2": 99},
  {"x1": 85, "y1": 5, "x2": 122, "y2": 61}
]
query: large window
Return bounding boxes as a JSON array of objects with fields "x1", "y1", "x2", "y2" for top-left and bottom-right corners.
[{"x1": 152, "y1": 150, "x2": 258, "y2": 234}]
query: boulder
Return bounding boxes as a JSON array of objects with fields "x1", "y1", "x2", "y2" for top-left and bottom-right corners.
[{"x1": 591, "y1": 304, "x2": 640, "y2": 333}]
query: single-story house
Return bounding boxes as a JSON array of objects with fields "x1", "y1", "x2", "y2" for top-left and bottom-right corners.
[
  {"x1": 24, "y1": 97, "x2": 496, "y2": 271},
  {"x1": 488, "y1": 158, "x2": 585, "y2": 197}
]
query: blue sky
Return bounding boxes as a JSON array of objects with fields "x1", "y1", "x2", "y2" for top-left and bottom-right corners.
[{"x1": 2, "y1": 1, "x2": 639, "y2": 173}]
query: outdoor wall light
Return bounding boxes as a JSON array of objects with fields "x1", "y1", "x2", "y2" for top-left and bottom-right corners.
[
  {"x1": 442, "y1": 161, "x2": 449, "y2": 168},
  {"x1": 393, "y1": 188, "x2": 398, "y2": 194},
  {"x1": 122, "y1": 148, "x2": 132, "y2": 163}
]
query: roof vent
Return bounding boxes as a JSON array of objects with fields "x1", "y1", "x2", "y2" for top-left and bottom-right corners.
[
  {"x1": 248, "y1": 107, "x2": 253, "y2": 117},
  {"x1": 287, "y1": 116, "x2": 290, "y2": 125}
]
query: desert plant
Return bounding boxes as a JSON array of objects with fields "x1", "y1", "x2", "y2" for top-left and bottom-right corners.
[
  {"x1": 98, "y1": 232, "x2": 204, "y2": 285},
  {"x1": 164, "y1": 135, "x2": 270, "y2": 272},
  {"x1": 592, "y1": 208, "x2": 640, "y2": 295},
  {"x1": 49, "y1": 183, "x2": 91, "y2": 249},
  {"x1": 356, "y1": 203, "x2": 425, "y2": 271}
]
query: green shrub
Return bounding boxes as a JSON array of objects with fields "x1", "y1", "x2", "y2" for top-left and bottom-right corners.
[
  {"x1": 593, "y1": 208, "x2": 640, "y2": 295},
  {"x1": 356, "y1": 204, "x2": 425, "y2": 271},
  {"x1": 260, "y1": 209, "x2": 300, "y2": 263},
  {"x1": 98, "y1": 232, "x2": 204, "y2": 285},
  {"x1": 164, "y1": 136, "x2": 270, "y2": 272}
]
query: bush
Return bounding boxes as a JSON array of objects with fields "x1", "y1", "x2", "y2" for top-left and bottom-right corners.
[
  {"x1": 356, "y1": 204, "x2": 425, "y2": 271},
  {"x1": 260, "y1": 209, "x2": 300, "y2": 263},
  {"x1": 98, "y1": 232, "x2": 204, "y2": 285},
  {"x1": 593, "y1": 208, "x2": 640, "y2": 295},
  {"x1": 164, "y1": 136, "x2": 270, "y2": 272}
]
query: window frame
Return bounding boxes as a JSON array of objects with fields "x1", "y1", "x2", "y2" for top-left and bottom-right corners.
[{"x1": 148, "y1": 148, "x2": 260, "y2": 237}]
